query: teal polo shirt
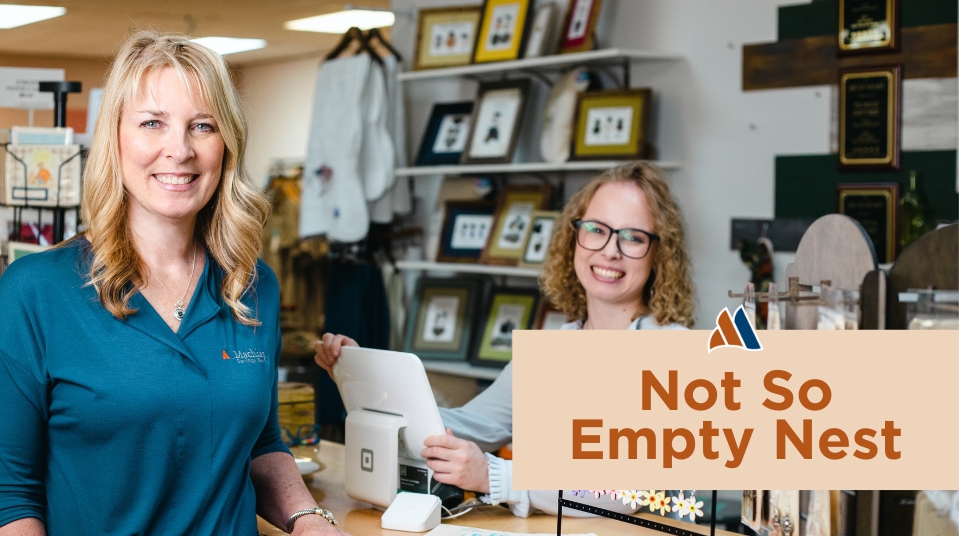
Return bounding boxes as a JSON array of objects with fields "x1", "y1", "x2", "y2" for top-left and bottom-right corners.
[{"x1": 0, "y1": 238, "x2": 290, "y2": 535}]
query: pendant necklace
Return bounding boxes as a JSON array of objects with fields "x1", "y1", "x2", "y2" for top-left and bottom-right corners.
[{"x1": 152, "y1": 242, "x2": 198, "y2": 322}]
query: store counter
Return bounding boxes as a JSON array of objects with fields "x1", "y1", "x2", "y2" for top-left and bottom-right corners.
[{"x1": 257, "y1": 441, "x2": 734, "y2": 536}]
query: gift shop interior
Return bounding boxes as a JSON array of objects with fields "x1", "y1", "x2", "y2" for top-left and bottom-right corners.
[{"x1": 0, "y1": 0, "x2": 956, "y2": 535}]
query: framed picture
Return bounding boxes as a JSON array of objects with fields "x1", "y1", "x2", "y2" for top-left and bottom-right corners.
[
  {"x1": 523, "y1": 3, "x2": 559, "y2": 58},
  {"x1": 404, "y1": 277, "x2": 487, "y2": 361},
  {"x1": 558, "y1": 0, "x2": 604, "y2": 54},
  {"x1": 518, "y1": 210, "x2": 559, "y2": 268},
  {"x1": 533, "y1": 300, "x2": 568, "y2": 330},
  {"x1": 838, "y1": 0, "x2": 899, "y2": 55},
  {"x1": 838, "y1": 65, "x2": 901, "y2": 170},
  {"x1": 838, "y1": 182, "x2": 898, "y2": 263},
  {"x1": 472, "y1": 287, "x2": 539, "y2": 367},
  {"x1": 481, "y1": 184, "x2": 553, "y2": 266},
  {"x1": 414, "y1": 6, "x2": 482, "y2": 70},
  {"x1": 5, "y1": 241, "x2": 49, "y2": 267},
  {"x1": 741, "y1": 490, "x2": 763, "y2": 532},
  {"x1": 473, "y1": 0, "x2": 534, "y2": 64},
  {"x1": 571, "y1": 89, "x2": 652, "y2": 161},
  {"x1": 462, "y1": 79, "x2": 531, "y2": 165},
  {"x1": 415, "y1": 102, "x2": 475, "y2": 166},
  {"x1": 4, "y1": 144, "x2": 82, "y2": 207},
  {"x1": 437, "y1": 200, "x2": 496, "y2": 263}
]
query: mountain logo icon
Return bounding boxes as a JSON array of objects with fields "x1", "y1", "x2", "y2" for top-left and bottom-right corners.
[{"x1": 708, "y1": 305, "x2": 762, "y2": 352}]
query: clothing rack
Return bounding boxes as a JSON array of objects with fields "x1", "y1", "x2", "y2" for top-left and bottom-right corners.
[{"x1": 325, "y1": 26, "x2": 402, "y2": 65}]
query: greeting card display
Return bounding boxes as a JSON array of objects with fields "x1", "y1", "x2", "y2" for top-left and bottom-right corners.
[{"x1": 3, "y1": 144, "x2": 82, "y2": 207}]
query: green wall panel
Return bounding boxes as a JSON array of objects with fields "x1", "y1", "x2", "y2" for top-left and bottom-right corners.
[
  {"x1": 778, "y1": 0, "x2": 957, "y2": 41},
  {"x1": 775, "y1": 151, "x2": 958, "y2": 223}
]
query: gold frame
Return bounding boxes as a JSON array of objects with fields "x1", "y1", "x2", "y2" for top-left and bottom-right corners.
[
  {"x1": 413, "y1": 6, "x2": 482, "y2": 70},
  {"x1": 838, "y1": 0, "x2": 898, "y2": 54},
  {"x1": 838, "y1": 66, "x2": 901, "y2": 170},
  {"x1": 473, "y1": 0, "x2": 533, "y2": 64},
  {"x1": 480, "y1": 184, "x2": 552, "y2": 266},
  {"x1": 837, "y1": 182, "x2": 898, "y2": 263},
  {"x1": 571, "y1": 89, "x2": 651, "y2": 160}
]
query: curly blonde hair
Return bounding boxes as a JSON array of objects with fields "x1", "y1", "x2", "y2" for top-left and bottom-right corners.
[
  {"x1": 540, "y1": 162, "x2": 695, "y2": 327},
  {"x1": 81, "y1": 30, "x2": 270, "y2": 325}
]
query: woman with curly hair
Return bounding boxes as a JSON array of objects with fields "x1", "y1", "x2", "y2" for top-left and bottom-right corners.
[{"x1": 316, "y1": 162, "x2": 695, "y2": 517}]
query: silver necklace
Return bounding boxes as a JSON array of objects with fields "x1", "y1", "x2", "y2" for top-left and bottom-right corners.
[{"x1": 151, "y1": 242, "x2": 198, "y2": 321}]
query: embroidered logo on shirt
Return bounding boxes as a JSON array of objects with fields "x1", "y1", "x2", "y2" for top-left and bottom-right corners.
[{"x1": 224, "y1": 348, "x2": 267, "y2": 363}]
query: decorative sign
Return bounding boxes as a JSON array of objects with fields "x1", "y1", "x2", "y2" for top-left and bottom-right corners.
[
  {"x1": 839, "y1": 0, "x2": 898, "y2": 54},
  {"x1": 837, "y1": 183, "x2": 898, "y2": 263},
  {"x1": 838, "y1": 66, "x2": 901, "y2": 170},
  {"x1": 0, "y1": 67, "x2": 64, "y2": 109}
]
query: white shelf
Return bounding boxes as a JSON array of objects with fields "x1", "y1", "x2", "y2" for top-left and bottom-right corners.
[
  {"x1": 422, "y1": 360, "x2": 502, "y2": 381},
  {"x1": 397, "y1": 48, "x2": 684, "y2": 81},
  {"x1": 396, "y1": 260, "x2": 542, "y2": 278},
  {"x1": 395, "y1": 160, "x2": 681, "y2": 177}
]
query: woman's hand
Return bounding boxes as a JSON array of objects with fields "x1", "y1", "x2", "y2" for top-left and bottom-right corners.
[
  {"x1": 289, "y1": 514, "x2": 351, "y2": 536},
  {"x1": 313, "y1": 333, "x2": 358, "y2": 376},
  {"x1": 421, "y1": 429, "x2": 490, "y2": 493}
]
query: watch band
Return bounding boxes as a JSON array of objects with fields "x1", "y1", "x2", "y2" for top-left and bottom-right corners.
[{"x1": 286, "y1": 507, "x2": 337, "y2": 533}]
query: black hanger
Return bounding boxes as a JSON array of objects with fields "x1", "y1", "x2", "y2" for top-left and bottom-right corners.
[
  {"x1": 367, "y1": 27, "x2": 402, "y2": 62},
  {"x1": 325, "y1": 27, "x2": 364, "y2": 61}
]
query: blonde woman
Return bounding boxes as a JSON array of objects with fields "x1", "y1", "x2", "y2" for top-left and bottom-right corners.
[
  {"x1": 0, "y1": 32, "x2": 347, "y2": 536},
  {"x1": 316, "y1": 162, "x2": 695, "y2": 517}
]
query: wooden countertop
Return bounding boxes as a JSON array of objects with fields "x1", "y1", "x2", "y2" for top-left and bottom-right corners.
[{"x1": 258, "y1": 441, "x2": 731, "y2": 535}]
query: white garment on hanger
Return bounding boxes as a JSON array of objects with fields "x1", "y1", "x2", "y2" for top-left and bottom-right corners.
[
  {"x1": 369, "y1": 55, "x2": 411, "y2": 223},
  {"x1": 301, "y1": 55, "x2": 371, "y2": 242},
  {"x1": 540, "y1": 67, "x2": 591, "y2": 163},
  {"x1": 358, "y1": 59, "x2": 394, "y2": 203}
]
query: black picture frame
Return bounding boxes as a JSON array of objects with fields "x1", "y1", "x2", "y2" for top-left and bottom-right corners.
[
  {"x1": 838, "y1": 0, "x2": 899, "y2": 55},
  {"x1": 415, "y1": 101, "x2": 475, "y2": 166},
  {"x1": 837, "y1": 182, "x2": 899, "y2": 263},
  {"x1": 437, "y1": 200, "x2": 496, "y2": 263},
  {"x1": 461, "y1": 79, "x2": 531, "y2": 165},
  {"x1": 838, "y1": 65, "x2": 902, "y2": 170},
  {"x1": 470, "y1": 286, "x2": 539, "y2": 367},
  {"x1": 404, "y1": 277, "x2": 488, "y2": 361}
]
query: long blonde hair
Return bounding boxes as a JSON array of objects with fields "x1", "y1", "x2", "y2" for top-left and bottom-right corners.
[
  {"x1": 82, "y1": 30, "x2": 270, "y2": 325},
  {"x1": 540, "y1": 162, "x2": 695, "y2": 327}
]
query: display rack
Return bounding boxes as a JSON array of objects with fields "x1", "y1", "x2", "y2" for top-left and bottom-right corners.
[
  {"x1": 397, "y1": 48, "x2": 684, "y2": 83},
  {"x1": 396, "y1": 260, "x2": 541, "y2": 278},
  {"x1": 557, "y1": 490, "x2": 719, "y2": 536},
  {"x1": 1, "y1": 142, "x2": 83, "y2": 244}
]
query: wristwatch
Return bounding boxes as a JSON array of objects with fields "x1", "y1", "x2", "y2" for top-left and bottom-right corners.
[{"x1": 286, "y1": 507, "x2": 337, "y2": 533}]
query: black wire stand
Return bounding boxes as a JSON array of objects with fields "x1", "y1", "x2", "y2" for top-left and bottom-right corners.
[
  {"x1": 557, "y1": 490, "x2": 718, "y2": 536},
  {"x1": 1, "y1": 142, "x2": 83, "y2": 244}
]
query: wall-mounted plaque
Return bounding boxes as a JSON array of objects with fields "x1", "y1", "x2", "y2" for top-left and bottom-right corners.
[
  {"x1": 838, "y1": 0, "x2": 899, "y2": 54},
  {"x1": 838, "y1": 66, "x2": 901, "y2": 170},
  {"x1": 838, "y1": 182, "x2": 898, "y2": 263}
]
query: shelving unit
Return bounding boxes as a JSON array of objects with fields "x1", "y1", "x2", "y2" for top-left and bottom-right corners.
[
  {"x1": 396, "y1": 260, "x2": 542, "y2": 278},
  {"x1": 397, "y1": 48, "x2": 684, "y2": 82},
  {"x1": 396, "y1": 160, "x2": 681, "y2": 177}
]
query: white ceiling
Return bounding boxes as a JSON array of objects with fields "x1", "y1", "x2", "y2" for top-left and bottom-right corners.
[{"x1": 0, "y1": 0, "x2": 393, "y2": 66}]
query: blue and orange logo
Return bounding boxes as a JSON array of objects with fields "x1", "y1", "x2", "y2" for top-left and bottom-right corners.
[{"x1": 708, "y1": 306, "x2": 762, "y2": 352}]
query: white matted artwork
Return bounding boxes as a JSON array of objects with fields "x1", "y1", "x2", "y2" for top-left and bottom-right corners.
[
  {"x1": 523, "y1": 3, "x2": 557, "y2": 58},
  {"x1": 484, "y1": 4, "x2": 520, "y2": 51},
  {"x1": 495, "y1": 201, "x2": 534, "y2": 250},
  {"x1": 584, "y1": 106, "x2": 634, "y2": 146},
  {"x1": 489, "y1": 303, "x2": 525, "y2": 351},
  {"x1": 432, "y1": 114, "x2": 471, "y2": 154},
  {"x1": 422, "y1": 295, "x2": 461, "y2": 343},
  {"x1": 450, "y1": 214, "x2": 493, "y2": 250},
  {"x1": 429, "y1": 22, "x2": 476, "y2": 56},
  {"x1": 468, "y1": 88, "x2": 523, "y2": 159},
  {"x1": 522, "y1": 215, "x2": 555, "y2": 264},
  {"x1": 566, "y1": 0, "x2": 594, "y2": 40},
  {"x1": 3, "y1": 144, "x2": 82, "y2": 207}
]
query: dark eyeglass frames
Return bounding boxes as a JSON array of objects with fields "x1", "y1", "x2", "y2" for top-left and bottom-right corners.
[{"x1": 573, "y1": 220, "x2": 660, "y2": 259}]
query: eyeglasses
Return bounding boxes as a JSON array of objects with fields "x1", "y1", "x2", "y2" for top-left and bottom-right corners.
[{"x1": 573, "y1": 220, "x2": 659, "y2": 259}]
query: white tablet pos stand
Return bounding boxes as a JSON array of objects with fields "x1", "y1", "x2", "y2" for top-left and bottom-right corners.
[{"x1": 333, "y1": 347, "x2": 446, "y2": 516}]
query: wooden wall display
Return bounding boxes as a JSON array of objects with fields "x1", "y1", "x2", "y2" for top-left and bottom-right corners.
[{"x1": 742, "y1": 23, "x2": 957, "y2": 91}]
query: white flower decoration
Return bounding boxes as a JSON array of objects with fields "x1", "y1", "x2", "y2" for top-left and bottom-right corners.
[{"x1": 621, "y1": 490, "x2": 643, "y2": 509}]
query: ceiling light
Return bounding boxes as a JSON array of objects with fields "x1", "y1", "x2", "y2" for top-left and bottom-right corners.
[
  {"x1": 285, "y1": 9, "x2": 395, "y2": 34},
  {"x1": 190, "y1": 37, "x2": 267, "y2": 56},
  {"x1": 0, "y1": 4, "x2": 66, "y2": 29}
]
